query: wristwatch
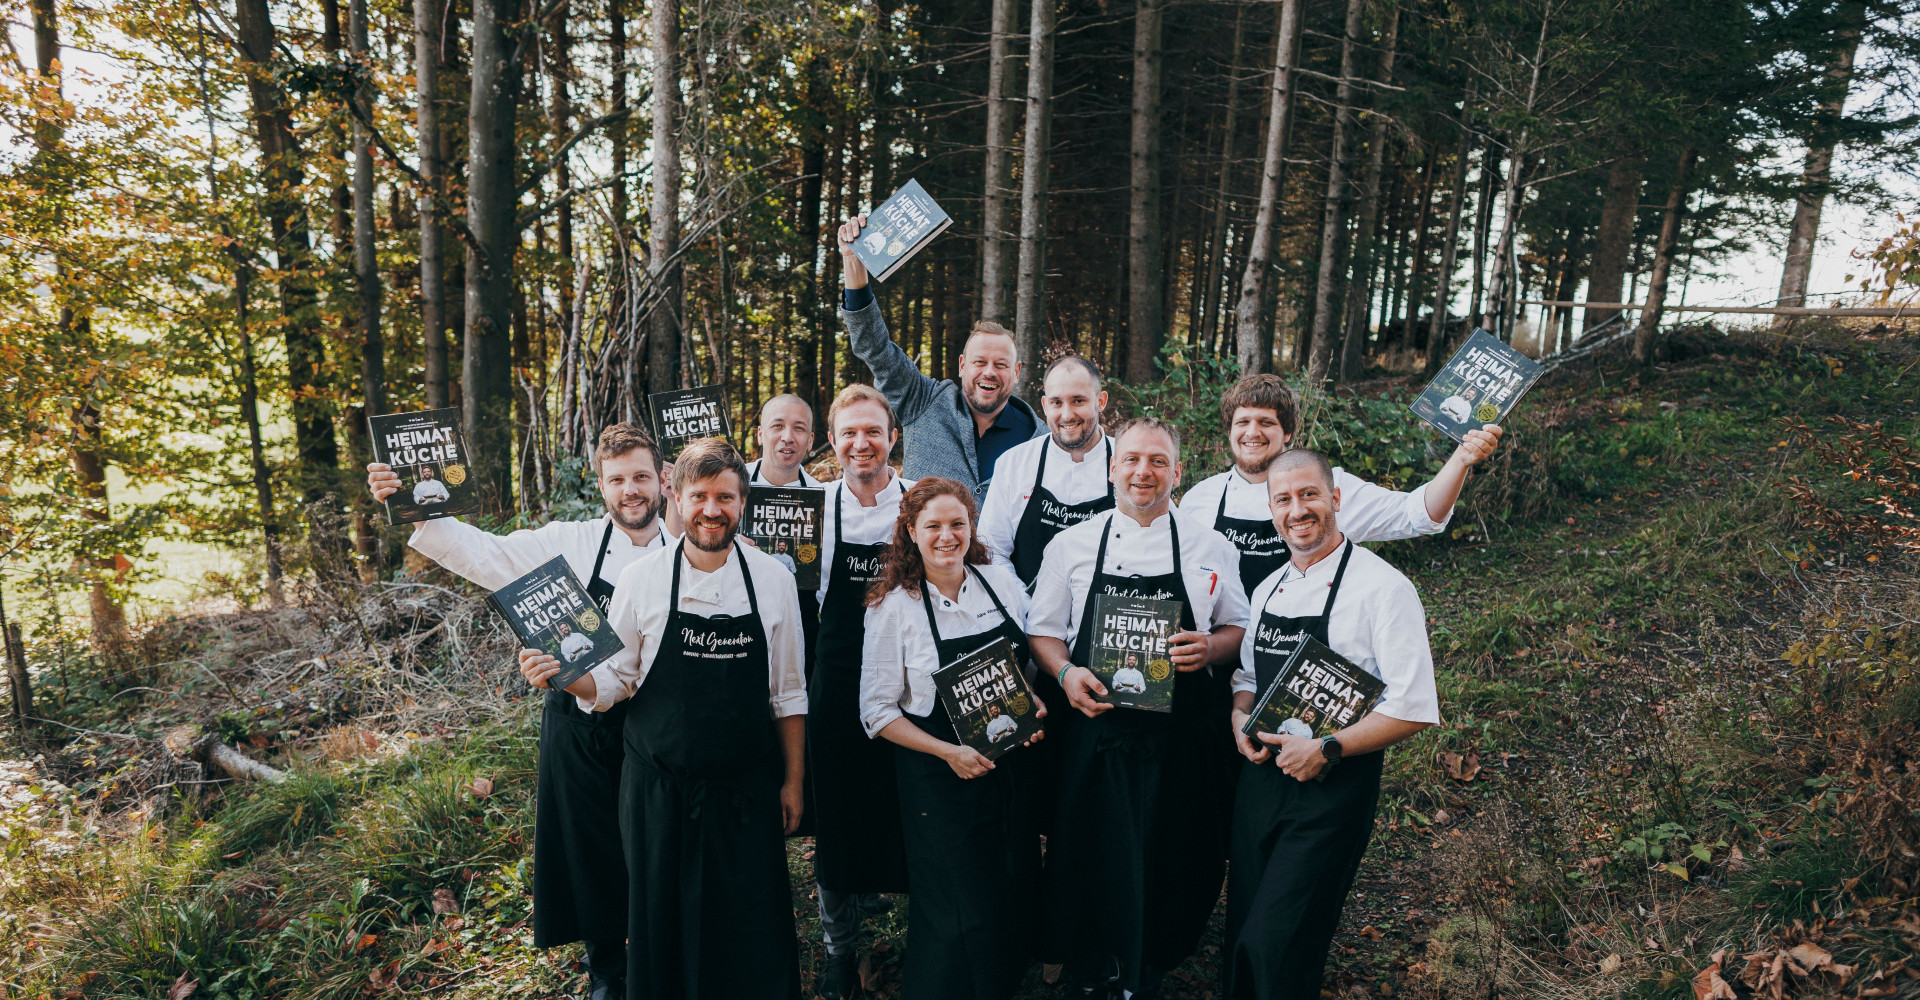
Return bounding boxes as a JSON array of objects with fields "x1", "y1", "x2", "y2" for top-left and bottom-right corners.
[{"x1": 1320, "y1": 736, "x2": 1344, "y2": 764}]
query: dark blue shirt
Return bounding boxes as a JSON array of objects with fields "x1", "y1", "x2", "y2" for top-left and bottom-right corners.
[{"x1": 974, "y1": 399, "x2": 1037, "y2": 488}]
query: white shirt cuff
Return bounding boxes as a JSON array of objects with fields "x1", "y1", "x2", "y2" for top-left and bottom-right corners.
[
  {"x1": 861, "y1": 705, "x2": 904, "y2": 740},
  {"x1": 771, "y1": 690, "x2": 809, "y2": 718},
  {"x1": 578, "y1": 662, "x2": 623, "y2": 714},
  {"x1": 1406, "y1": 482, "x2": 1450, "y2": 532}
]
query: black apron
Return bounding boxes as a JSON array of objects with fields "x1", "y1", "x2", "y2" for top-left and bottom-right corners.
[
  {"x1": 750, "y1": 463, "x2": 822, "y2": 837},
  {"x1": 893, "y1": 568, "x2": 1041, "y2": 1000},
  {"x1": 1225, "y1": 541, "x2": 1382, "y2": 1000},
  {"x1": 807, "y1": 487, "x2": 911, "y2": 893},
  {"x1": 621, "y1": 541, "x2": 802, "y2": 999},
  {"x1": 1040, "y1": 514, "x2": 1225, "y2": 986},
  {"x1": 532, "y1": 519, "x2": 630, "y2": 948},
  {"x1": 1212, "y1": 477, "x2": 1290, "y2": 597},
  {"x1": 1010, "y1": 438, "x2": 1114, "y2": 586}
]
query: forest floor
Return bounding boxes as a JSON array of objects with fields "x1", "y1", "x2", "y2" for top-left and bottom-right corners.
[{"x1": 2, "y1": 321, "x2": 1917, "y2": 1000}]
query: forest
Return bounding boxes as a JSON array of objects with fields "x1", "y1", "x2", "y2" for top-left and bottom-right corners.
[{"x1": 2, "y1": 0, "x2": 1919, "y2": 997}]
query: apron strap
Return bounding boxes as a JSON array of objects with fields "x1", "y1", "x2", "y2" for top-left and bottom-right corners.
[
  {"x1": 918, "y1": 564, "x2": 1017, "y2": 647},
  {"x1": 667, "y1": 538, "x2": 762, "y2": 617},
  {"x1": 588, "y1": 518, "x2": 617, "y2": 593},
  {"x1": 1320, "y1": 539, "x2": 1355, "y2": 618},
  {"x1": 1213, "y1": 475, "x2": 1232, "y2": 522}
]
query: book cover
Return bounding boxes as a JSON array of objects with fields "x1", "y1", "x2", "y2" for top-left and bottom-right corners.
[
  {"x1": 648, "y1": 384, "x2": 731, "y2": 462},
  {"x1": 367, "y1": 407, "x2": 482, "y2": 525},
  {"x1": 746, "y1": 485, "x2": 826, "y2": 590},
  {"x1": 1087, "y1": 594, "x2": 1183, "y2": 713},
  {"x1": 1408, "y1": 329, "x2": 1545, "y2": 442},
  {"x1": 851, "y1": 178, "x2": 954, "y2": 283},
  {"x1": 932, "y1": 636, "x2": 1043, "y2": 760},
  {"x1": 486, "y1": 555, "x2": 625, "y2": 692},
  {"x1": 1242, "y1": 636, "x2": 1385, "y2": 740}
]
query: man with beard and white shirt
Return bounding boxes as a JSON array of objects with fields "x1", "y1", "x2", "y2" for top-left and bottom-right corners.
[
  {"x1": 1178, "y1": 373, "x2": 1503, "y2": 594},
  {"x1": 1224, "y1": 448, "x2": 1438, "y2": 1000},
  {"x1": 1026, "y1": 417, "x2": 1250, "y2": 999},
  {"x1": 366, "y1": 422, "x2": 672, "y2": 1000},
  {"x1": 978, "y1": 355, "x2": 1114, "y2": 588},
  {"x1": 835, "y1": 216, "x2": 1043, "y2": 502},
  {"x1": 526, "y1": 438, "x2": 809, "y2": 999},
  {"x1": 747, "y1": 393, "x2": 825, "y2": 488},
  {"x1": 808, "y1": 384, "x2": 914, "y2": 1000}
]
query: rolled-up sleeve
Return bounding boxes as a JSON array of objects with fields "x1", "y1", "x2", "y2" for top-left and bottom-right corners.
[
  {"x1": 859, "y1": 597, "x2": 911, "y2": 738},
  {"x1": 766, "y1": 565, "x2": 809, "y2": 719},
  {"x1": 1026, "y1": 542, "x2": 1078, "y2": 642},
  {"x1": 1363, "y1": 579, "x2": 1441, "y2": 724},
  {"x1": 1334, "y1": 468, "x2": 1449, "y2": 543},
  {"x1": 409, "y1": 517, "x2": 569, "y2": 591},
  {"x1": 577, "y1": 562, "x2": 649, "y2": 713}
]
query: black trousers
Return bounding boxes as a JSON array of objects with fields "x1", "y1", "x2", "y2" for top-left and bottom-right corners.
[{"x1": 1224, "y1": 751, "x2": 1383, "y2": 1000}]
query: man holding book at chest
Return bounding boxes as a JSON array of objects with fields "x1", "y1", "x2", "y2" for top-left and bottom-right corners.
[
  {"x1": 524, "y1": 437, "x2": 810, "y2": 999},
  {"x1": 1225, "y1": 448, "x2": 1440, "y2": 1000},
  {"x1": 1025, "y1": 417, "x2": 1249, "y2": 999},
  {"x1": 365, "y1": 423, "x2": 674, "y2": 1000}
]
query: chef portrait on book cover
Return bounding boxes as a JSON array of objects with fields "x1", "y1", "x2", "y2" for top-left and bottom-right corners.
[
  {"x1": 555, "y1": 619, "x2": 594, "y2": 662},
  {"x1": 412, "y1": 463, "x2": 451, "y2": 504}
]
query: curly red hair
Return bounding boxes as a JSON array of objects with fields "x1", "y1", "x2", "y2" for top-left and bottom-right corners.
[{"x1": 865, "y1": 477, "x2": 990, "y2": 607}]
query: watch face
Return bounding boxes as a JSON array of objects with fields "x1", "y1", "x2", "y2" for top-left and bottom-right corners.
[{"x1": 1321, "y1": 737, "x2": 1343, "y2": 761}]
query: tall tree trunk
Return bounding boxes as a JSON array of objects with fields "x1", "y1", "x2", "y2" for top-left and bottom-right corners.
[
  {"x1": 463, "y1": 0, "x2": 524, "y2": 512},
  {"x1": 416, "y1": 0, "x2": 449, "y2": 407},
  {"x1": 551, "y1": 0, "x2": 575, "y2": 369},
  {"x1": 1124, "y1": 0, "x2": 1165, "y2": 383},
  {"x1": 1483, "y1": 15, "x2": 1549, "y2": 341},
  {"x1": 235, "y1": 0, "x2": 340, "y2": 502},
  {"x1": 235, "y1": 266, "x2": 286, "y2": 604},
  {"x1": 1426, "y1": 101, "x2": 1475, "y2": 373},
  {"x1": 648, "y1": 0, "x2": 684, "y2": 395},
  {"x1": 1232, "y1": 0, "x2": 1300, "y2": 374},
  {"x1": 611, "y1": 0, "x2": 630, "y2": 238},
  {"x1": 1469, "y1": 146, "x2": 1497, "y2": 326},
  {"x1": 351, "y1": 0, "x2": 385, "y2": 580},
  {"x1": 1394, "y1": 152, "x2": 1437, "y2": 347},
  {"x1": 1552, "y1": 230, "x2": 1581, "y2": 352},
  {"x1": 1013, "y1": 0, "x2": 1057, "y2": 398},
  {"x1": 1304, "y1": 0, "x2": 1366, "y2": 384},
  {"x1": 979, "y1": 0, "x2": 1018, "y2": 323},
  {"x1": 1584, "y1": 149, "x2": 1642, "y2": 331},
  {"x1": 1198, "y1": 5, "x2": 1245, "y2": 359},
  {"x1": 1337, "y1": 2, "x2": 1399, "y2": 381},
  {"x1": 1772, "y1": 0, "x2": 1865, "y2": 328},
  {"x1": 1631, "y1": 146, "x2": 1697, "y2": 364}
]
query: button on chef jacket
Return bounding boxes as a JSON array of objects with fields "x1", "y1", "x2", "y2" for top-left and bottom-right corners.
[
  {"x1": 1233, "y1": 542, "x2": 1441, "y2": 725},
  {"x1": 978, "y1": 433, "x2": 1113, "y2": 571},
  {"x1": 1177, "y1": 466, "x2": 1449, "y2": 542},
  {"x1": 816, "y1": 472, "x2": 917, "y2": 603},
  {"x1": 859, "y1": 562, "x2": 1031, "y2": 738},
  {"x1": 746, "y1": 458, "x2": 824, "y2": 487},
  {"x1": 1026, "y1": 506, "x2": 1251, "y2": 647},
  {"x1": 576, "y1": 541, "x2": 809, "y2": 717},
  {"x1": 408, "y1": 513, "x2": 674, "y2": 593}
]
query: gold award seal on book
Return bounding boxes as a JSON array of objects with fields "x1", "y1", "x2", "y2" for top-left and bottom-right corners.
[
  {"x1": 576, "y1": 609, "x2": 602, "y2": 633},
  {"x1": 1147, "y1": 657, "x2": 1172, "y2": 682},
  {"x1": 886, "y1": 239, "x2": 906, "y2": 256},
  {"x1": 797, "y1": 543, "x2": 818, "y2": 563},
  {"x1": 1008, "y1": 692, "x2": 1031, "y2": 716},
  {"x1": 1474, "y1": 403, "x2": 1500, "y2": 423},
  {"x1": 444, "y1": 463, "x2": 468, "y2": 486}
]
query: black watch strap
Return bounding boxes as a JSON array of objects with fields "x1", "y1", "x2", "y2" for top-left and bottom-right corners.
[{"x1": 1320, "y1": 736, "x2": 1344, "y2": 762}]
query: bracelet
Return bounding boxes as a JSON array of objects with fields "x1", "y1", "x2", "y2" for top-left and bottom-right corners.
[{"x1": 1057, "y1": 663, "x2": 1075, "y2": 684}]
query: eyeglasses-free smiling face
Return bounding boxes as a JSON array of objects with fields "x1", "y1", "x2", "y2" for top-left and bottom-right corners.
[
  {"x1": 1042, "y1": 364, "x2": 1106, "y2": 453},
  {"x1": 1109, "y1": 424, "x2": 1182, "y2": 518},
  {"x1": 832, "y1": 400, "x2": 898, "y2": 485},
  {"x1": 677, "y1": 471, "x2": 746, "y2": 552},
  {"x1": 599, "y1": 448, "x2": 663, "y2": 532},
  {"x1": 755, "y1": 396, "x2": 815, "y2": 476},
  {"x1": 1266, "y1": 464, "x2": 1342, "y2": 560},
  {"x1": 1229, "y1": 406, "x2": 1293, "y2": 477},
  {"x1": 909, "y1": 494, "x2": 974, "y2": 576},
  {"x1": 959, "y1": 331, "x2": 1020, "y2": 417}
]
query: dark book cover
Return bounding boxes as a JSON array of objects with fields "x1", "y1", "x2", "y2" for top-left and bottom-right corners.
[
  {"x1": 933, "y1": 636, "x2": 1043, "y2": 760},
  {"x1": 746, "y1": 485, "x2": 826, "y2": 590},
  {"x1": 1408, "y1": 329, "x2": 1545, "y2": 442},
  {"x1": 1087, "y1": 594, "x2": 1183, "y2": 713},
  {"x1": 648, "y1": 385, "x2": 731, "y2": 462},
  {"x1": 1242, "y1": 636, "x2": 1385, "y2": 740},
  {"x1": 486, "y1": 555, "x2": 625, "y2": 692},
  {"x1": 851, "y1": 178, "x2": 953, "y2": 283},
  {"x1": 367, "y1": 408, "x2": 482, "y2": 525}
]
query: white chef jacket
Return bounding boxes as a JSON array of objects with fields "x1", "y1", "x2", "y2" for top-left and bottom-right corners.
[
  {"x1": 413, "y1": 479, "x2": 451, "y2": 504},
  {"x1": 1177, "y1": 466, "x2": 1449, "y2": 544},
  {"x1": 745, "y1": 457, "x2": 824, "y2": 487},
  {"x1": 818, "y1": 472, "x2": 916, "y2": 603},
  {"x1": 408, "y1": 512, "x2": 673, "y2": 592},
  {"x1": 1026, "y1": 507, "x2": 1250, "y2": 653},
  {"x1": 558, "y1": 630, "x2": 595, "y2": 662},
  {"x1": 977, "y1": 432, "x2": 1113, "y2": 569},
  {"x1": 1233, "y1": 540, "x2": 1441, "y2": 725},
  {"x1": 860, "y1": 562, "x2": 1030, "y2": 738},
  {"x1": 580, "y1": 540, "x2": 809, "y2": 717}
]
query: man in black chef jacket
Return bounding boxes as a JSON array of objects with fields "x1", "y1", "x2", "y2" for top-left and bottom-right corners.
[
  {"x1": 523, "y1": 437, "x2": 809, "y2": 1000},
  {"x1": 372, "y1": 422, "x2": 672, "y2": 1000},
  {"x1": 1026, "y1": 417, "x2": 1250, "y2": 998},
  {"x1": 1226, "y1": 448, "x2": 1439, "y2": 1000}
]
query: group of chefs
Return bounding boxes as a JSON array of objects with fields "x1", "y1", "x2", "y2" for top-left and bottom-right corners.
[{"x1": 364, "y1": 217, "x2": 1505, "y2": 1000}]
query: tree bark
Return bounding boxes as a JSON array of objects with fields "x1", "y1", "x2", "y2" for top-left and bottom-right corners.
[
  {"x1": 1232, "y1": 0, "x2": 1300, "y2": 374},
  {"x1": 1337, "y1": 2, "x2": 1399, "y2": 381},
  {"x1": 1394, "y1": 152, "x2": 1437, "y2": 347},
  {"x1": 1013, "y1": 0, "x2": 1057, "y2": 398},
  {"x1": 551, "y1": 0, "x2": 575, "y2": 373},
  {"x1": 611, "y1": 0, "x2": 630, "y2": 238},
  {"x1": 416, "y1": 0, "x2": 449, "y2": 407},
  {"x1": 235, "y1": 265, "x2": 286, "y2": 604},
  {"x1": 1198, "y1": 5, "x2": 1245, "y2": 360},
  {"x1": 1125, "y1": 0, "x2": 1165, "y2": 383},
  {"x1": 1304, "y1": 0, "x2": 1366, "y2": 384},
  {"x1": 1631, "y1": 146, "x2": 1697, "y2": 364},
  {"x1": 1482, "y1": 15, "x2": 1549, "y2": 341},
  {"x1": 351, "y1": 0, "x2": 385, "y2": 581},
  {"x1": 1468, "y1": 145, "x2": 1497, "y2": 326},
  {"x1": 235, "y1": 0, "x2": 339, "y2": 502},
  {"x1": 463, "y1": 0, "x2": 525, "y2": 512},
  {"x1": 979, "y1": 0, "x2": 1019, "y2": 323},
  {"x1": 1772, "y1": 0, "x2": 1865, "y2": 328},
  {"x1": 1584, "y1": 149, "x2": 1642, "y2": 332},
  {"x1": 1426, "y1": 101, "x2": 1475, "y2": 373},
  {"x1": 648, "y1": 0, "x2": 684, "y2": 395}
]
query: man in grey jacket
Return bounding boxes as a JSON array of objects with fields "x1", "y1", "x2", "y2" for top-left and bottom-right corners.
[{"x1": 835, "y1": 215, "x2": 1044, "y2": 501}]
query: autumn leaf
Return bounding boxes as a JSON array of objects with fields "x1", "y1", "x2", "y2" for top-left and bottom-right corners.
[
  {"x1": 355, "y1": 933, "x2": 378, "y2": 952},
  {"x1": 467, "y1": 777, "x2": 494, "y2": 798},
  {"x1": 432, "y1": 888, "x2": 460, "y2": 915},
  {"x1": 1441, "y1": 750, "x2": 1481, "y2": 782},
  {"x1": 1692, "y1": 949, "x2": 1738, "y2": 1000},
  {"x1": 419, "y1": 939, "x2": 451, "y2": 956},
  {"x1": 167, "y1": 972, "x2": 198, "y2": 1000},
  {"x1": 1600, "y1": 953, "x2": 1622, "y2": 974}
]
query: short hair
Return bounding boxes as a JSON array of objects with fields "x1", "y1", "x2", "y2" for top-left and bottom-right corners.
[
  {"x1": 1268, "y1": 447, "x2": 1334, "y2": 490},
  {"x1": 1220, "y1": 374, "x2": 1300, "y2": 437},
  {"x1": 671, "y1": 437, "x2": 749, "y2": 495},
  {"x1": 964, "y1": 320, "x2": 1018, "y2": 358},
  {"x1": 1044, "y1": 354, "x2": 1102, "y2": 388},
  {"x1": 595, "y1": 422, "x2": 664, "y2": 473},
  {"x1": 1112, "y1": 415, "x2": 1181, "y2": 456},
  {"x1": 755, "y1": 393, "x2": 815, "y2": 431},
  {"x1": 828, "y1": 383, "x2": 897, "y2": 436}
]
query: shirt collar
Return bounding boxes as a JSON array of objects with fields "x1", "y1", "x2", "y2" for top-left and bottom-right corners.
[
  {"x1": 602, "y1": 513, "x2": 668, "y2": 549},
  {"x1": 928, "y1": 573, "x2": 975, "y2": 613},
  {"x1": 981, "y1": 399, "x2": 1033, "y2": 436},
  {"x1": 1279, "y1": 537, "x2": 1350, "y2": 583},
  {"x1": 839, "y1": 469, "x2": 900, "y2": 508},
  {"x1": 677, "y1": 544, "x2": 741, "y2": 605},
  {"x1": 1108, "y1": 508, "x2": 1173, "y2": 533},
  {"x1": 1049, "y1": 430, "x2": 1107, "y2": 464}
]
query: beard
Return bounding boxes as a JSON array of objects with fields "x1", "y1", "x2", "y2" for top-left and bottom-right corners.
[
  {"x1": 963, "y1": 381, "x2": 1006, "y2": 415},
  {"x1": 608, "y1": 492, "x2": 659, "y2": 532},
  {"x1": 686, "y1": 514, "x2": 739, "y2": 553},
  {"x1": 1115, "y1": 483, "x2": 1172, "y2": 519},
  {"x1": 1236, "y1": 450, "x2": 1277, "y2": 477},
  {"x1": 1052, "y1": 421, "x2": 1099, "y2": 452},
  {"x1": 1284, "y1": 514, "x2": 1334, "y2": 553}
]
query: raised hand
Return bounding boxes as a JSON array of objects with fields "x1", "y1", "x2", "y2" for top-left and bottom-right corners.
[{"x1": 366, "y1": 462, "x2": 401, "y2": 502}]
